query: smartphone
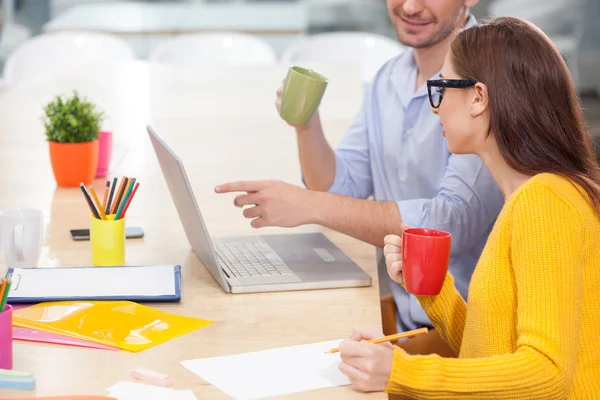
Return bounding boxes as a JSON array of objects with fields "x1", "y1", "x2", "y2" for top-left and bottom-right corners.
[{"x1": 70, "y1": 226, "x2": 144, "y2": 241}]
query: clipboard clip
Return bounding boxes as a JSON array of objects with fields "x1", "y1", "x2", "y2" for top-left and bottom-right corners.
[{"x1": 7, "y1": 273, "x2": 20, "y2": 291}]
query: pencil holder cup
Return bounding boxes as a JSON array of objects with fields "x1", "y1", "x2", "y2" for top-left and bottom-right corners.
[
  {"x1": 0, "y1": 305, "x2": 13, "y2": 370},
  {"x1": 90, "y1": 214, "x2": 125, "y2": 266}
]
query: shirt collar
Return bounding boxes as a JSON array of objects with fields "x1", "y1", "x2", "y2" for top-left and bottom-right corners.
[
  {"x1": 390, "y1": 13, "x2": 477, "y2": 107},
  {"x1": 465, "y1": 13, "x2": 477, "y2": 29}
]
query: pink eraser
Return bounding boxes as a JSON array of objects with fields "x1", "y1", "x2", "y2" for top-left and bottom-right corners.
[{"x1": 130, "y1": 367, "x2": 174, "y2": 387}]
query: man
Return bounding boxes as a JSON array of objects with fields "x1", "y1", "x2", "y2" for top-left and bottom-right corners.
[{"x1": 215, "y1": 0, "x2": 503, "y2": 351}]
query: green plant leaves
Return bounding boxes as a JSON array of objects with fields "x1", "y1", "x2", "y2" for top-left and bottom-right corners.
[{"x1": 42, "y1": 90, "x2": 104, "y2": 143}]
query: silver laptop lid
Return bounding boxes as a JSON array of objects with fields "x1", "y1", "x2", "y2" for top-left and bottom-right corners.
[{"x1": 147, "y1": 125, "x2": 230, "y2": 292}]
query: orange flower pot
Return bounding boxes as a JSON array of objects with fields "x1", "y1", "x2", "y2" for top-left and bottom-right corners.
[{"x1": 49, "y1": 140, "x2": 99, "y2": 187}]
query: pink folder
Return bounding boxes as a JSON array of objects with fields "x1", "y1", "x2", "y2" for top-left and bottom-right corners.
[
  {"x1": 9, "y1": 304, "x2": 117, "y2": 350},
  {"x1": 6, "y1": 397, "x2": 117, "y2": 400},
  {"x1": 12, "y1": 327, "x2": 118, "y2": 351}
]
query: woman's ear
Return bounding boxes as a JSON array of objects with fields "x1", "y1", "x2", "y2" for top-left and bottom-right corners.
[{"x1": 471, "y1": 82, "x2": 489, "y2": 119}]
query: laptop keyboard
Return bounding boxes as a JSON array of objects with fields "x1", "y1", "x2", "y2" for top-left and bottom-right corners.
[{"x1": 214, "y1": 240, "x2": 294, "y2": 278}]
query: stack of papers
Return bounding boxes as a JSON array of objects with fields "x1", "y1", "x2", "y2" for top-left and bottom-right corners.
[
  {"x1": 181, "y1": 339, "x2": 350, "y2": 399},
  {"x1": 106, "y1": 382, "x2": 197, "y2": 400}
]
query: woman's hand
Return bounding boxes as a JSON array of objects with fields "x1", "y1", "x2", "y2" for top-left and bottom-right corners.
[
  {"x1": 384, "y1": 224, "x2": 409, "y2": 285},
  {"x1": 338, "y1": 327, "x2": 394, "y2": 392}
]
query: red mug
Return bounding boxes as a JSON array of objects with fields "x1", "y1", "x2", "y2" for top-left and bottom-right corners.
[{"x1": 402, "y1": 228, "x2": 451, "y2": 295}]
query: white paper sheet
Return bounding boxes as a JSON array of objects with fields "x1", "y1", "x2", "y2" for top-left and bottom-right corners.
[
  {"x1": 107, "y1": 381, "x2": 197, "y2": 400},
  {"x1": 181, "y1": 339, "x2": 350, "y2": 400},
  {"x1": 8, "y1": 265, "x2": 178, "y2": 299}
]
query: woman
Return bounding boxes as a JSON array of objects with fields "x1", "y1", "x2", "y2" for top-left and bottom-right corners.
[{"x1": 337, "y1": 17, "x2": 600, "y2": 398}]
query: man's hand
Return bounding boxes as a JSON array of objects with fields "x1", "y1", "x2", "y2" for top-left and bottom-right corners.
[
  {"x1": 215, "y1": 180, "x2": 318, "y2": 228},
  {"x1": 216, "y1": 180, "x2": 404, "y2": 248},
  {"x1": 275, "y1": 79, "x2": 321, "y2": 130}
]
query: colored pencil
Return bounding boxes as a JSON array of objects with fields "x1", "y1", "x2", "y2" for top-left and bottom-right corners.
[
  {"x1": 119, "y1": 182, "x2": 139, "y2": 219},
  {"x1": 79, "y1": 183, "x2": 101, "y2": 219},
  {"x1": 111, "y1": 177, "x2": 128, "y2": 215},
  {"x1": 102, "y1": 180, "x2": 110, "y2": 211},
  {"x1": 120, "y1": 177, "x2": 135, "y2": 210},
  {"x1": 0, "y1": 280, "x2": 6, "y2": 312},
  {"x1": 115, "y1": 178, "x2": 136, "y2": 220},
  {"x1": 89, "y1": 187, "x2": 107, "y2": 221},
  {"x1": 325, "y1": 327, "x2": 429, "y2": 354},
  {"x1": 0, "y1": 275, "x2": 11, "y2": 312},
  {"x1": 106, "y1": 177, "x2": 118, "y2": 215}
]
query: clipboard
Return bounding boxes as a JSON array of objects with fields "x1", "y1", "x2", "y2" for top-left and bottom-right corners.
[{"x1": 6, "y1": 265, "x2": 181, "y2": 303}]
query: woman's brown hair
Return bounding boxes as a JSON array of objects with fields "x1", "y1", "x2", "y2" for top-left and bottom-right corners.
[{"x1": 451, "y1": 17, "x2": 600, "y2": 215}]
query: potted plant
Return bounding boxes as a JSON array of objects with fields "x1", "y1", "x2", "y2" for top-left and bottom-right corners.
[{"x1": 42, "y1": 91, "x2": 103, "y2": 187}]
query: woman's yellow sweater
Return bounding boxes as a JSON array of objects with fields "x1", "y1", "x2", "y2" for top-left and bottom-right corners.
[{"x1": 385, "y1": 173, "x2": 600, "y2": 399}]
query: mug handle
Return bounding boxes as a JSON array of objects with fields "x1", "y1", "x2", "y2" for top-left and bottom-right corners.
[
  {"x1": 13, "y1": 225, "x2": 25, "y2": 261},
  {"x1": 401, "y1": 231, "x2": 407, "y2": 255},
  {"x1": 401, "y1": 231, "x2": 407, "y2": 281}
]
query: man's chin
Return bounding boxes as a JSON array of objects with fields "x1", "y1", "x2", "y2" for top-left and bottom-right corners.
[{"x1": 396, "y1": 32, "x2": 438, "y2": 49}]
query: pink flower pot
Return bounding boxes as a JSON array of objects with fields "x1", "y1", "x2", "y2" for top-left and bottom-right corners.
[{"x1": 96, "y1": 131, "x2": 113, "y2": 178}]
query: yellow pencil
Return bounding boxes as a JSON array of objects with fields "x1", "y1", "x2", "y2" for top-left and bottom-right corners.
[
  {"x1": 89, "y1": 187, "x2": 107, "y2": 220},
  {"x1": 326, "y1": 327, "x2": 428, "y2": 354}
]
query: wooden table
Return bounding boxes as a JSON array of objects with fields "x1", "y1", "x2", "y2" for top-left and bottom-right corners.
[{"x1": 0, "y1": 62, "x2": 384, "y2": 399}]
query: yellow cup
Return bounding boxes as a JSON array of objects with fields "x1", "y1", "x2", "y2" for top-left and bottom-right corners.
[{"x1": 90, "y1": 214, "x2": 125, "y2": 266}]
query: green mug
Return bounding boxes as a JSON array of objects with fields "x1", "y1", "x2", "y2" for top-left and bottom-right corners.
[{"x1": 279, "y1": 66, "x2": 328, "y2": 126}]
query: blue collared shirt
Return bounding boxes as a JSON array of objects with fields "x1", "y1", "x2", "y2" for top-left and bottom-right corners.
[{"x1": 327, "y1": 17, "x2": 504, "y2": 330}]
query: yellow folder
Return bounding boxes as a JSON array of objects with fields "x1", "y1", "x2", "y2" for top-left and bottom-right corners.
[{"x1": 12, "y1": 301, "x2": 213, "y2": 352}]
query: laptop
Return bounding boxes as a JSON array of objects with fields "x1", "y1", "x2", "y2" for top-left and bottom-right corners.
[{"x1": 147, "y1": 126, "x2": 372, "y2": 293}]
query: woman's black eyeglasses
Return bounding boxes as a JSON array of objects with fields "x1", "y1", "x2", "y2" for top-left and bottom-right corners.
[{"x1": 427, "y1": 79, "x2": 477, "y2": 108}]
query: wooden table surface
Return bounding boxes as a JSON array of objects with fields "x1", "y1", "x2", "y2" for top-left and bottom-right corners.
[{"x1": 0, "y1": 62, "x2": 385, "y2": 399}]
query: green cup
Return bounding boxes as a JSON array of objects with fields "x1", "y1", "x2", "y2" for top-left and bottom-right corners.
[{"x1": 279, "y1": 66, "x2": 328, "y2": 126}]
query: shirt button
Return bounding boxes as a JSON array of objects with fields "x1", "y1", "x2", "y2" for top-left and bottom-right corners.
[
  {"x1": 399, "y1": 175, "x2": 406, "y2": 183},
  {"x1": 406, "y1": 129, "x2": 413, "y2": 136}
]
